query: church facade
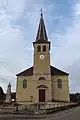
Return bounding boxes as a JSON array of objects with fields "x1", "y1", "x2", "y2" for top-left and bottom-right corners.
[{"x1": 16, "y1": 12, "x2": 70, "y2": 104}]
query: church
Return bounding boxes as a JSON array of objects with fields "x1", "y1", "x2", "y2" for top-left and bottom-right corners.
[{"x1": 16, "y1": 12, "x2": 70, "y2": 104}]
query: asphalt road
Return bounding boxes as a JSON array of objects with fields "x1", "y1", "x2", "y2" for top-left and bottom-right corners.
[
  {"x1": 46, "y1": 106, "x2": 80, "y2": 120},
  {"x1": 0, "y1": 106, "x2": 80, "y2": 120}
]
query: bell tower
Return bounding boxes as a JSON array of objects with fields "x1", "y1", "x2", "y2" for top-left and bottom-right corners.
[
  {"x1": 33, "y1": 11, "x2": 52, "y2": 102},
  {"x1": 33, "y1": 11, "x2": 51, "y2": 75}
]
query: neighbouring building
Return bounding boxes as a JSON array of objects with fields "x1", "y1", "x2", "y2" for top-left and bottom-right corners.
[{"x1": 16, "y1": 12, "x2": 70, "y2": 104}]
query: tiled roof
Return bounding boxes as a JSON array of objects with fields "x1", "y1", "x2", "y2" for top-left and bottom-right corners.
[{"x1": 16, "y1": 66, "x2": 69, "y2": 76}]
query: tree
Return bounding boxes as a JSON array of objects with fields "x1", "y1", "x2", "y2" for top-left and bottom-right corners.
[{"x1": 0, "y1": 86, "x2": 5, "y2": 101}]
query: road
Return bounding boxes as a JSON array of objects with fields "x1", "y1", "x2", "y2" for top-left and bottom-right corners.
[
  {"x1": 0, "y1": 106, "x2": 80, "y2": 120},
  {"x1": 46, "y1": 106, "x2": 80, "y2": 120}
]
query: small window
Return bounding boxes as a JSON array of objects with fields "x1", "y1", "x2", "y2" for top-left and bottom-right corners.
[
  {"x1": 39, "y1": 77, "x2": 45, "y2": 80},
  {"x1": 43, "y1": 45, "x2": 46, "y2": 52},
  {"x1": 58, "y1": 79, "x2": 62, "y2": 88},
  {"x1": 23, "y1": 79, "x2": 27, "y2": 88},
  {"x1": 37, "y1": 46, "x2": 41, "y2": 52}
]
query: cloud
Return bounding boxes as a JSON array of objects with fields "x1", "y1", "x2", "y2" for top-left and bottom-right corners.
[
  {"x1": 50, "y1": 1, "x2": 80, "y2": 67},
  {"x1": 50, "y1": 1, "x2": 80, "y2": 92},
  {"x1": 0, "y1": 0, "x2": 32, "y2": 92}
]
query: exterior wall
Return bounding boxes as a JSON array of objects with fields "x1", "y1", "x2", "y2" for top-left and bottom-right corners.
[
  {"x1": 16, "y1": 75, "x2": 52, "y2": 104},
  {"x1": 16, "y1": 76, "x2": 34, "y2": 103},
  {"x1": 16, "y1": 75, "x2": 70, "y2": 104},
  {"x1": 32, "y1": 74, "x2": 52, "y2": 102},
  {"x1": 51, "y1": 75, "x2": 70, "y2": 102},
  {"x1": 34, "y1": 54, "x2": 50, "y2": 74}
]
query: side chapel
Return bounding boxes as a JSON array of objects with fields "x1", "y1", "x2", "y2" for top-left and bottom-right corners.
[{"x1": 16, "y1": 12, "x2": 70, "y2": 104}]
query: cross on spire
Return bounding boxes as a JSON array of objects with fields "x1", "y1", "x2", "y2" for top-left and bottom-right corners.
[
  {"x1": 40, "y1": 8, "x2": 43, "y2": 13},
  {"x1": 40, "y1": 8, "x2": 43, "y2": 17}
]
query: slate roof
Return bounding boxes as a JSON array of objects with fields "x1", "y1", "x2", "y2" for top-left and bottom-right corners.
[
  {"x1": 16, "y1": 66, "x2": 69, "y2": 76},
  {"x1": 36, "y1": 12, "x2": 48, "y2": 42}
]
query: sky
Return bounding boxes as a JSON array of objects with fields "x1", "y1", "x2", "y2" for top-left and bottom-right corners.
[{"x1": 0, "y1": 0, "x2": 80, "y2": 93}]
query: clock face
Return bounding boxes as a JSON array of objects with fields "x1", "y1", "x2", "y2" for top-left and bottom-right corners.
[{"x1": 40, "y1": 55, "x2": 44, "y2": 59}]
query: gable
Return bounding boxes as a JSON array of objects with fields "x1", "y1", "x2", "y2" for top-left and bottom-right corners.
[{"x1": 16, "y1": 66, "x2": 69, "y2": 76}]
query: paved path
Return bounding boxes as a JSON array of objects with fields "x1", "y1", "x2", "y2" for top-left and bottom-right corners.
[{"x1": 0, "y1": 106, "x2": 80, "y2": 120}]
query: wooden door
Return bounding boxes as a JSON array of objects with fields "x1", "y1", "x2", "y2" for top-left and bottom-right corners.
[{"x1": 39, "y1": 89, "x2": 45, "y2": 102}]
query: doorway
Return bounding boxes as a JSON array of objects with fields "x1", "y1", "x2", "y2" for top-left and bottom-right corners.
[{"x1": 39, "y1": 89, "x2": 45, "y2": 102}]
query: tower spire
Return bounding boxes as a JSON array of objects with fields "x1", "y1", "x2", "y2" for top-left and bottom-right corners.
[{"x1": 36, "y1": 9, "x2": 48, "y2": 42}]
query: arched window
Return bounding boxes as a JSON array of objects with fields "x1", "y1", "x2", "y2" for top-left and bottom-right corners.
[
  {"x1": 58, "y1": 79, "x2": 62, "y2": 88},
  {"x1": 23, "y1": 79, "x2": 27, "y2": 88},
  {"x1": 39, "y1": 77, "x2": 45, "y2": 80},
  {"x1": 37, "y1": 46, "x2": 41, "y2": 52},
  {"x1": 43, "y1": 45, "x2": 46, "y2": 52}
]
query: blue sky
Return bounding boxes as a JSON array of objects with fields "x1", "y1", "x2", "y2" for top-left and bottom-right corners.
[{"x1": 0, "y1": 0, "x2": 80, "y2": 93}]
